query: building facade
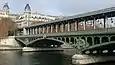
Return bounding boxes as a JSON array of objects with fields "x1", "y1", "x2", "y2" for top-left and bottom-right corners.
[
  {"x1": 16, "y1": 4, "x2": 60, "y2": 28},
  {"x1": 0, "y1": 3, "x2": 61, "y2": 28},
  {"x1": 1, "y1": 3, "x2": 115, "y2": 29},
  {"x1": 0, "y1": 3, "x2": 18, "y2": 21}
]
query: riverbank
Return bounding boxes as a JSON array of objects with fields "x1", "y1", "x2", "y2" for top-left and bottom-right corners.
[{"x1": 72, "y1": 54, "x2": 115, "y2": 65}]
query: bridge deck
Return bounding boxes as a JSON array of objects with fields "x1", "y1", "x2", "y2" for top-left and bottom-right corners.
[{"x1": 15, "y1": 28, "x2": 115, "y2": 38}]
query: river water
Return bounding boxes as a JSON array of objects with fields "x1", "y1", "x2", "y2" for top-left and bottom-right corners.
[
  {"x1": 0, "y1": 49, "x2": 115, "y2": 65},
  {"x1": 0, "y1": 49, "x2": 75, "y2": 65}
]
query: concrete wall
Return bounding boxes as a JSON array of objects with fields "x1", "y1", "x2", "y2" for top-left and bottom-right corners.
[{"x1": 0, "y1": 36, "x2": 20, "y2": 47}]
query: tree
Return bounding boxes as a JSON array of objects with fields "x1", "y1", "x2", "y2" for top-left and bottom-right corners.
[{"x1": 0, "y1": 18, "x2": 16, "y2": 38}]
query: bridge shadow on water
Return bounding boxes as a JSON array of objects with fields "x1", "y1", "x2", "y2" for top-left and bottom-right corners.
[
  {"x1": 22, "y1": 50, "x2": 73, "y2": 65},
  {"x1": 0, "y1": 49, "x2": 74, "y2": 65}
]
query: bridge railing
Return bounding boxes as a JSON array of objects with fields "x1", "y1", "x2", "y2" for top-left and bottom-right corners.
[{"x1": 15, "y1": 27, "x2": 115, "y2": 37}]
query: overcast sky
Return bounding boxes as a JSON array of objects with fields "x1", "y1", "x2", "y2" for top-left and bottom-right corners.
[{"x1": 1, "y1": 0, "x2": 115, "y2": 16}]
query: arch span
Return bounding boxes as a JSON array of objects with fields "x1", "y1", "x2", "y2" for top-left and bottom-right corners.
[
  {"x1": 82, "y1": 41, "x2": 115, "y2": 53},
  {"x1": 15, "y1": 38, "x2": 26, "y2": 47},
  {"x1": 27, "y1": 38, "x2": 64, "y2": 47}
]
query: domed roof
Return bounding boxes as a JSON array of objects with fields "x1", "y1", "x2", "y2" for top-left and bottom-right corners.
[
  {"x1": 3, "y1": 3, "x2": 9, "y2": 11},
  {"x1": 24, "y1": 4, "x2": 31, "y2": 12}
]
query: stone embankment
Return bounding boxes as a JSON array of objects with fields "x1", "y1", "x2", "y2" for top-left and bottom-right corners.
[
  {"x1": 0, "y1": 36, "x2": 22, "y2": 50},
  {"x1": 72, "y1": 54, "x2": 115, "y2": 65}
]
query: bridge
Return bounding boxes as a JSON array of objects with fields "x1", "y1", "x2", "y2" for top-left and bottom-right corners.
[{"x1": 15, "y1": 7, "x2": 115, "y2": 55}]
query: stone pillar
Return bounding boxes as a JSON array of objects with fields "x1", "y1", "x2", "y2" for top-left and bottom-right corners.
[
  {"x1": 64, "y1": 37, "x2": 66, "y2": 42},
  {"x1": 61, "y1": 24, "x2": 64, "y2": 32},
  {"x1": 104, "y1": 17, "x2": 107, "y2": 28},
  {"x1": 39, "y1": 27, "x2": 41, "y2": 34},
  {"x1": 43, "y1": 27, "x2": 45, "y2": 34},
  {"x1": 31, "y1": 28, "x2": 33, "y2": 35},
  {"x1": 47, "y1": 26, "x2": 49, "y2": 33},
  {"x1": 30, "y1": 28, "x2": 32, "y2": 35},
  {"x1": 83, "y1": 21, "x2": 86, "y2": 30},
  {"x1": 69, "y1": 37, "x2": 72, "y2": 44},
  {"x1": 51, "y1": 25, "x2": 53, "y2": 33},
  {"x1": 28, "y1": 29, "x2": 29, "y2": 35},
  {"x1": 68, "y1": 22, "x2": 70, "y2": 31},
  {"x1": 92, "y1": 37, "x2": 94, "y2": 45},
  {"x1": 75, "y1": 21, "x2": 77, "y2": 31},
  {"x1": 104, "y1": 16, "x2": 108, "y2": 28},
  {"x1": 35, "y1": 27, "x2": 38, "y2": 34},
  {"x1": 23, "y1": 27, "x2": 27, "y2": 35},
  {"x1": 60, "y1": 37, "x2": 62, "y2": 41},
  {"x1": 33, "y1": 28, "x2": 35, "y2": 35},
  {"x1": 93, "y1": 18, "x2": 96, "y2": 30},
  {"x1": 100, "y1": 36, "x2": 102, "y2": 44},
  {"x1": 27, "y1": 29, "x2": 29, "y2": 35},
  {"x1": 73, "y1": 37, "x2": 76, "y2": 44},
  {"x1": 56, "y1": 24, "x2": 58, "y2": 32}
]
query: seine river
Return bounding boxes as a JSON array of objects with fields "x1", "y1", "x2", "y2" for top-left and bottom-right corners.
[
  {"x1": 0, "y1": 49, "x2": 115, "y2": 65},
  {"x1": 0, "y1": 49, "x2": 74, "y2": 65}
]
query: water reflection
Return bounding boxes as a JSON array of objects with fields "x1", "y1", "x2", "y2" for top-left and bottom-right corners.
[
  {"x1": 22, "y1": 52, "x2": 63, "y2": 65},
  {"x1": 0, "y1": 51, "x2": 23, "y2": 65},
  {"x1": 0, "y1": 51, "x2": 71, "y2": 65}
]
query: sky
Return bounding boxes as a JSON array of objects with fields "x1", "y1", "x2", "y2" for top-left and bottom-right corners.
[{"x1": 0, "y1": 0, "x2": 115, "y2": 16}]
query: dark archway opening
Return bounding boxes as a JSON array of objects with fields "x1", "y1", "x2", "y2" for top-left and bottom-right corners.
[
  {"x1": 66, "y1": 38, "x2": 69, "y2": 43},
  {"x1": 94, "y1": 37, "x2": 100, "y2": 45},
  {"x1": 102, "y1": 37, "x2": 109, "y2": 43},
  {"x1": 58, "y1": 38, "x2": 61, "y2": 40},
  {"x1": 110, "y1": 36, "x2": 115, "y2": 41},
  {"x1": 71, "y1": 37, "x2": 75, "y2": 44},
  {"x1": 81, "y1": 37, "x2": 86, "y2": 40},
  {"x1": 62, "y1": 38, "x2": 65, "y2": 42},
  {"x1": 28, "y1": 39, "x2": 63, "y2": 48},
  {"x1": 87, "y1": 37, "x2": 92, "y2": 46}
]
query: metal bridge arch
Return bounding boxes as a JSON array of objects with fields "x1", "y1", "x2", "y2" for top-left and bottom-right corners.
[
  {"x1": 27, "y1": 38, "x2": 65, "y2": 47},
  {"x1": 15, "y1": 38, "x2": 26, "y2": 47}
]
